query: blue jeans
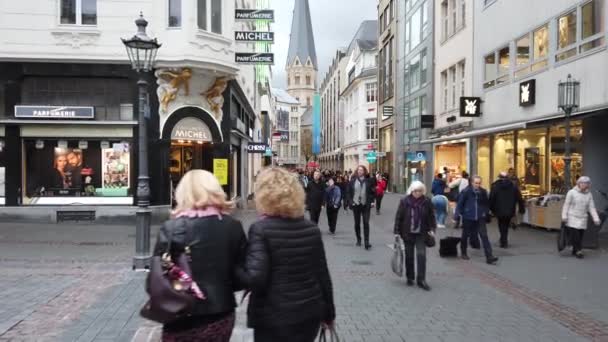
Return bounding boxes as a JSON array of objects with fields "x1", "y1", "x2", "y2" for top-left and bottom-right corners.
[
  {"x1": 432, "y1": 195, "x2": 448, "y2": 225},
  {"x1": 461, "y1": 219, "x2": 493, "y2": 258}
]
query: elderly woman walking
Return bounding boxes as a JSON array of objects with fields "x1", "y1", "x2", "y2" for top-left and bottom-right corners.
[
  {"x1": 393, "y1": 181, "x2": 437, "y2": 291},
  {"x1": 239, "y1": 167, "x2": 336, "y2": 342},
  {"x1": 562, "y1": 176, "x2": 601, "y2": 259}
]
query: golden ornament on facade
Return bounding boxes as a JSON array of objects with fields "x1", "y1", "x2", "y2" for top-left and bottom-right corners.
[{"x1": 156, "y1": 68, "x2": 193, "y2": 113}]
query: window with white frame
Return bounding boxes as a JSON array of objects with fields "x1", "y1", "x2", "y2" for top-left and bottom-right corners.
[
  {"x1": 406, "y1": 49, "x2": 427, "y2": 94},
  {"x1": 556, "y1": 0, "x2": 605, "y2": 62},
  {"x1": 61, "y1": 0, "x2": 97, "y2": 25},
  {"x1": 291, "y1": 146, "x2": 298, "y2": 158},
  {"x1": 515, "y1": 24, "x2": 549, "y2": 78},
  {"x1": 168, "y1": 0, "x2": 182, "y2": 27},
  {"x1": 197, "y1": 0, "x2": 222, "y2": 34},
  {"x1": 483, "y1": 46, "x2": 510, "y2": 89},
  {"x1": 441, "y1": 60, "x2": 465, "y2": 111},
  {"x1": 290, "y1": 132, "x2": 298, "y2": 141},
  {"x1": 441, "y1": 70, "x2": 449, "y2": 111},
  {"x1": 441, "y1": 0, "x2": 465, "y2": 41},
  {"x1": 366, "y1": 82, "x2": 377, "y2": 103},
  {"x1": 450, "y1": 66, "x2": 457, "y2": 108},
  {"x1": 459, "y1": 60, "x2": 465, "y2": 97},
  {"x1": 366, "y1": 119, "x2": 377, "y2": 140}
]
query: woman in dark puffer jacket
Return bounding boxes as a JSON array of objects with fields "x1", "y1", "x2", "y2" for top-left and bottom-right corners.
[{"x1": 238, "y1": 167, "x2": 336, "y2": 342}]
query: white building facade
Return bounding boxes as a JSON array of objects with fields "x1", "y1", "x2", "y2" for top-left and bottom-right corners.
[{"x1": 271, "y1": 88, "x2": 302, "y2": 168}]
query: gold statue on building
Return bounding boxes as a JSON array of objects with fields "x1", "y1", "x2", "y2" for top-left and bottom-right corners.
[
  {"x1": 202, "y1": 77, "x2": 229, "y2": 121},
  {"x1": 155, "y1": 68, "x2": 192, "y2": 113}
]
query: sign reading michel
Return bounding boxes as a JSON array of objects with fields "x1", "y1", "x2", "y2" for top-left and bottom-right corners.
[
  {"x1": 235, "y1": 31, "x2": 274, "y2": 43},
  {"x1": 171, "y1": 117, "x2": 213, "y2": 142}
]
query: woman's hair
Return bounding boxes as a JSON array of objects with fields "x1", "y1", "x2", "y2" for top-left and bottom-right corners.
[
  {"x1": 173, "y1": 170, "x2": 234, "y2": 214},
  {"x1": 255, "y1": 167, "x2": 306, "y2": 218},
  {"x1": 356, "y1": 165, "x2": 368, "y2": 175},
  {"x1": 577, "y1": 176, "x2": 592, "y2": 185},
  {"x1": 407, "y1": 181, "x2": 427, "y2": 196}
]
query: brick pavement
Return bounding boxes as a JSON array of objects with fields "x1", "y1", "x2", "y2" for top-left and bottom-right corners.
[{"x1": 1, "y1": 195, "x2": 607, "y2": 341}]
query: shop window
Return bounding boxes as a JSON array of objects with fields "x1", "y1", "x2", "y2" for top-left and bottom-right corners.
[
  {"x1": 169, "y1": 0, "x2": 182, "y2": 27},
  {"x1": 23, "y1": 140, "x2": 131, "y2": 205},
  {"x1": 477, "y1": 137, "x2": 491, "y2": 185},
  {"x1": 434, "y1": 142, "x2": 467, "y2": 181},
  {"x1": 493, "y1": 132, "x2": 515, "y2": 178},
  {"x1": 550, "y1": 122, "x2": 583, "y2": 193},
  {"x1": 517, "y1": 128, "x2": 548, "y2": 198},
  {"x1": 61, "y1": 0, "x2": 97, "y2": 25},
  {"x1": 0, "y1": 140, "x2": 5, "y2": 205}
]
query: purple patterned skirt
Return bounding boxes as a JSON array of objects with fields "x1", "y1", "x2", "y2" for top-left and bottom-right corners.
[{"x1": 162, "y1": 313, "x2": 235, "y2": 342}]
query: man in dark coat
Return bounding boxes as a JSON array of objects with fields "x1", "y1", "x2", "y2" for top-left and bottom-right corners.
[
  {"x1": 306, "y1": 170, "x2": 326, "y2": 224},
  {"x1": 346, "y1": 166, "x2": 376, "y2": 250},
  {"x1": 490, "y1": 172, "x2": 525, "y2": 248}
]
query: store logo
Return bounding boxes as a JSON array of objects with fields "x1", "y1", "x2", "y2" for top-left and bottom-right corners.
[
  {"x1": 235, "y1": 31, "x2": 274, "y2": 42},
  {"x1": 235, "y1": 53, "x2": 274, "y2": 65},
  {"x1": 519, "y1": 79, "x2": 536, "y2": 107},
  {"x1": 460, "y1": 97, "x2": 482, "y2": 117},
  {"x1": 171, "y1": 117, "x2": 213, "y2": 142}
]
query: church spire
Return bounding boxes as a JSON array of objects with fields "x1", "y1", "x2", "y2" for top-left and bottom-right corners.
[{"x1": 286, "y1": 0, "x2": 318, "y2": 70}]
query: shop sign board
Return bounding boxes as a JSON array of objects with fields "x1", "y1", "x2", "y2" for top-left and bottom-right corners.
[
  {"x1": 376, "y1": 152, "x2": 387, "y2": 157},
  {"x1": 235, "y1": 53, "x2": 274, "y2": 65},
  {"x1": 171, "y1": 117, "x2": 213, "y2": 142},
  {"x1": 247, "y1": 143, "x2": 268, "y2": 153},
  {"x1": 407, "y1": 151, "x2": 427, "y2": 162},
  {"x1": 15, "y1": 105, "x2": 94, "y2": 119},
  {"x1": 213, "y1": 159, "x2": 229, "y2": 186},
  {"x1": 235, "y1": 9, "x2": 274, "y2": 21},
  {"x1": 382, "y1": 106, "x2": 394, "y2": 118},
  {"x1": 366, "y1": 151, "x2": 377, "y2": 163},
  {"x1": 459, "y1": 97, "x2": 482, "y2": 117},
  {"x1": 235, "y1": 31, "x2": 274, "y2": 43},
  {"x1": 519, "y1": 79, "x2": 536, "y2": 107},
  {"x1": 421, "y1": 115, "x2": 435, "y2": 129}
]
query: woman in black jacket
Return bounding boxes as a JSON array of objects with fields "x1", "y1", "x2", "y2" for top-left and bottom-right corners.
[
  {"x1": 151, "y1": 170, "x2": 247, "y2": 341},
  {"x1": 239, "y1": 167, "x2": 336, "y2": 342},
  {"x1": 393, "y1": 181, "x2": 437, "y2": 291},
  {"x1": 346, "y1": 165, "x2": 376, "y2": 249}
]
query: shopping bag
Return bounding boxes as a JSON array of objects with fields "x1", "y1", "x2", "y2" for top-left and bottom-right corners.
[
  {"x1": 557, "y1": 223, "x2": 570, "y2": 252},
  {"x1": 318, "y1": 326, "x2": 340, "y2": 342},
  {"x1": 391, "y1": 236, "x2": 404, "y2": 277}
]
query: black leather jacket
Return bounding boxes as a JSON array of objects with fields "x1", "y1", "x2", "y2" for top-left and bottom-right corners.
[
  {"x1": 238, "y1": 217, "x2": 336, "y2": 329},
  {"x1": 153, "y1": 216, "x2": 247, "y2": 320}
]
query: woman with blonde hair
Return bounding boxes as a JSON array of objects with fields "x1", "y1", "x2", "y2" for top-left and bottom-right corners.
[
  {"x1": 239, "y1": 167, "x2": 336, "y2": 342},
  {"x1": 151, "y1": 170, "x2": 247, "y2": 342},
  {"x1": 393, "y1": 181, "x2": 437, "y2": 291}
]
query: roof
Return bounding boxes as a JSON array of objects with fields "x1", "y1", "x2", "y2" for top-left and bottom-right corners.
[
  {"x1": 271, "y1": 88, "x2": 299, "y2": 105},
  {"x1": 347, "y1": 20, "x2": 379, "y2": 55},
  {"x1": 286, "y1": 0, "x2": 318, "y2": 69},
  {"x1": 300, "y1": 107, "x2": 313, "y2": 126},
  {"x1": 341, "y1": 67, "x2": 378, "y2": 96}
]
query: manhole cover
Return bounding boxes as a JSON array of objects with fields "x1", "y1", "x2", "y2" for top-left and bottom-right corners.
[{"x1": 351, "y1": 260, "x2": 373, "y2": 266}]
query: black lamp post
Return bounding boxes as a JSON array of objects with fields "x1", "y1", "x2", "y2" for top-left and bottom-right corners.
[
  {"x1": 122, "y1": 13, "x2": 161, "y2": 270},
  {"x1": 558, "y1": 74, "x2": 580, "y2": 191}
]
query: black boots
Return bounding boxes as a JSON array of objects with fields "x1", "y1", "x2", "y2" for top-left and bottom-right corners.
[
  {"x1": 417, "y1": 281, "x2": 431, "y2": 291},
  {"x1": 486, "y1": 256, "x2": 499, "y2": 265}
]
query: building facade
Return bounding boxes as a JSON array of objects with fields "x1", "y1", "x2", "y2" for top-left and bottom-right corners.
[
  {"x1": 271, "y1": 88, "x2": 302, "y2": 168},
  {"x1": 342, "y1": 21, "x2": 379, "y2": 172},
  {"x1": 0, "y1": 0, "x2": 268, "y2": 219},
  {"x1": 319, "y1": 49, "x2": 346, "y2": 170}
]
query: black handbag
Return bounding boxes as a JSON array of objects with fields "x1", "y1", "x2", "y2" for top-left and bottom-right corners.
[
  {"x1": 318, "y1": 326, "x2": 340, "y2": 342},
  {"x1": 557, "y1": 223, "x2": 570, "y2": 252},
  {"x1": 425, "y1": 232, "x2": 436, "y2": 248},
  {"x1": 140, "y1": 219, "x2": 197, "y2": 324}
]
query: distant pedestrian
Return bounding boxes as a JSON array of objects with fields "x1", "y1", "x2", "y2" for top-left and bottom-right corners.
[
  {"x1": 325, "y1": 177, "x2": 342, "y2": 234},
  {"x1": 239, "y1": 167, "x2": 336, "y2": 342},
  {"x1": 449, "y1": 171, "x2": 470, "y2": 228},
  {"x1": 431, "y1": 174, "x2": 446, "y2": 197},
  {"x1": 490, "y1": 171, "x2": 525, "y2": 248},
  {"x1": 393, "y1": 181, "x2": 436, "y2": 291},
  {"x1": 375, "y1": 173, "x2": 387, "y2": 215},
  {"x1": 306, "y1": 170, "x2": 326, "y2": 224},
  {"x1": 347, "y1": 165, "x2": 376, "y2": 249},
  {"x1": 454, "y1": 176, "x2": 499, "y2": 265},
  {"x1": 152, "y1": 170, "x2": 247, "y2": 342},
  {"x1": 562, "y1": 176, "x2": 601, "y2": 259},
  {"x1": 431, "y1": 194, "x2": 449, "y2": 229}
]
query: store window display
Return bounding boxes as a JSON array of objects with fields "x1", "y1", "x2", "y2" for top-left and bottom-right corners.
[
  {"x1": 550, "y1": 122, "x2": 583, "y2": 193},
  {"x1": 477, "y1": 137, "x2": 491, "y2": 184},
  {"x1": 493, "y1": 132, "x2": 515, "y2": 179},
  {"x1": 434, "y1": 142, "x2": 467, "y2": 183},
  {"x1": 517, "y1": 128, "x2": 547, "y2": 198}
]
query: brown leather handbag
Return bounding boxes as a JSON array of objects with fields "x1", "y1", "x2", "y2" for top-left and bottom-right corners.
[{"x1": 140, "y1": 219, "x2": 196, "y2": 324}]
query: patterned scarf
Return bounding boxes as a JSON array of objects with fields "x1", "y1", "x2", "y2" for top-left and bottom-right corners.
[{"x1": 406, "y1": 195, "x2": 426, "y2": 230}]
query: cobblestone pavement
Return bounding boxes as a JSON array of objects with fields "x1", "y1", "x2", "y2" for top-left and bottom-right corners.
[{"x1": 1, "y1": 194, "x2": 608, "y2": 341}]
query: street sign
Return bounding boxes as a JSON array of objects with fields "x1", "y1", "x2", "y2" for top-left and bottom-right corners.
[
  {"x1": 376, "y1": 152, "x2": 387, "y2": 157},
  {"x1": 366, "y1": 151, "x2": 377, "y2": 163},
  {"x1": 235, "y1": 9, "x2": 275, "y2": 21},
  {"x1": 235, "y1": 31, "x2": 274, "y2": 43},
  {"x1": 382, "y1": 106, "x2": 394, "y2": 118},
  {"x1": 235, "y1": 53, "x2": 274, "y2": 65}
]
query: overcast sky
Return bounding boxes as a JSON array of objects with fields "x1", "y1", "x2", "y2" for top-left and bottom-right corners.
[{"x1": 271, "y1": 0, "x2": 377, "y2": 89}]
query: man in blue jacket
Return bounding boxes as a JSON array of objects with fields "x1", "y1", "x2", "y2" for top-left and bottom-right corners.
[{"x1": 454, "y1": 176, "x2": 499, "y2": 265}]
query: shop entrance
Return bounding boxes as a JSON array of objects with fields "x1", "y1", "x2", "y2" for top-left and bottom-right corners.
[
  {"x1": 169, "y1": 142, "x2": 214, "y2": 188},
  {"x1": 433, "y1": 141, "x2": 469, "y2": 183}
]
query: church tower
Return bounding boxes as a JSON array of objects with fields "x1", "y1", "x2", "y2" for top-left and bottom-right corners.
[{"x1": 286, "y1": 0, "x2": 317, "y2": 108}]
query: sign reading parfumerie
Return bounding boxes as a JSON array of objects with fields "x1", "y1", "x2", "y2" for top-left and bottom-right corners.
[
  {"x1": 235, "y1": 9, "x2": 274, "y2": 21},
  {"x1": 235, "y1": 53, "x2": 274, "y2": 65},
  {"x1": 15, "y1": 106, "x2": 94, "y2": 119}
]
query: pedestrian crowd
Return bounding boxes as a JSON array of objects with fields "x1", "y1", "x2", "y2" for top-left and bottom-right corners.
[{"x1": 141, "y1": 165, "x2": 602, "y2": 341}]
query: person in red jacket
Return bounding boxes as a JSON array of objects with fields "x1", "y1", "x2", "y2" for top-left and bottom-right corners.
[{"x1": 375, "y1": 173, "x2": 387, "y2": 215}]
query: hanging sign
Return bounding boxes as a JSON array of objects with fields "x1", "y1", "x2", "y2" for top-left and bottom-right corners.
[
  {"x1": 213, "y1": 159, "x2": 229, "y2": 186},
  {"x1": 460, "y1": 97, "x2": 482, "y2": 117},
  {"x1": 235, "y1": 31, "x2": 275, "y2": 43},
  {"x1": 382, "y1": 106, "x2": 394, "y2": 118},
  {"x1": 235, "y1": 9, "x2": 275, "y2": 21},
  {"x1": 235, "y1": 53, "x2": 274, "y2": 65},
  {"x1": 247, "y1": 143, "x2": 268, "y2": 153},
  {"x1": 421, "y1": 115, "x2": 435, "y2": 129},
  {"x1": 519, "y1": 79, "x2": 536, "y2": 107}
]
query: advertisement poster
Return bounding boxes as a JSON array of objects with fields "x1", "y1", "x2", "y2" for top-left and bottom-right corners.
[
  {"x1": 213, "y1": 159, "x2": 228, "y2": 185},
  {"x1": 525, "y1": 147, "x2": 541, "y2": 185},
  {"x1": 102, "y1": 148, "x2": 130, "y2": 189},
  {"x1": 52, "y1": 148, "x2": 83, "y2": 190},
  {"x1": 312, "y1": 94, "x2": 321, "y2": 154},
  {"x1": 276, "y1": 109, "x2": 290, "y2": 142}
]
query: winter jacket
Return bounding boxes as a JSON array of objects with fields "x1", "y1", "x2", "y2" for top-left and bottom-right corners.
[
  {"x1": 325, "y1": 185, "x2": 342, "y2": 208},
  {"x1": 455, "y1": 186, "x2": 490, "y2": 222},
  {"x1": 489, "y1": 179, "x2": 525, "y2": 218},
  {"x1": 393, "y1": 196, "x2": 437, "y2": 238},
  {"x1": 306, "y1": 180, "x2": 326, "y2": 210},
  {"x1": 376, "y1": 179, "x2": 387, "y2": 197},
  {"x1": 431, "y1": 179, "x2": 446, "y2": 196},
  {"x1": 346, "y1": 177, "x2": 376, "y2": 207},
  {"x1": 562, "y1": 187, "x2": 601, "y2": 230},
  {"x1": 239, "y1": 217, "x2": 335, "y2": 328},
  {"x1": 153, "y1": 216, "x2": 247, "y2": 320},
  {"x1": 449, "y1": 178, "x2": 470, "y2": 193}
]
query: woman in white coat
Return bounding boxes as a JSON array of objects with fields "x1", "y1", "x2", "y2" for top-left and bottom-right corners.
[{"x1": 561, "y1": 176, "x2": 601, "y2": 258}]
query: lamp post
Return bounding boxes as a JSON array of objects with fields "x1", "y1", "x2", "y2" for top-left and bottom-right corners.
[
  {"x1": 122, "y1": 13, "x2": 161, "y2": 270},
  {"x1": 558, "y1": 74, "x2": 580, "y2": 192}
]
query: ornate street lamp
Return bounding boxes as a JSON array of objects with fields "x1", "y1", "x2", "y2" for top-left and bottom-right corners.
[
  {"x1": 558, "y1": 74, "x2": 580, "y2": 191},
  {"x1": 122, "y1": 13, "x2": 161, "y2": 270}
]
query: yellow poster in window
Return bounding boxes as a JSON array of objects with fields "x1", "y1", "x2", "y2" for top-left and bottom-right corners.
[{"x1": 213, "y1": 159, "x2": 228, "y2": 185}]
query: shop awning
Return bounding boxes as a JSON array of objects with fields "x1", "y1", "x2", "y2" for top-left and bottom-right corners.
[{"x1": 421, "y1": 122, "x2": 527, "y2": 145}]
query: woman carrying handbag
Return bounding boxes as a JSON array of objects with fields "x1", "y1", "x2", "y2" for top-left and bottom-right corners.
[{"x1": 393, "y1": 181, "x2": 437, "y2": 291}]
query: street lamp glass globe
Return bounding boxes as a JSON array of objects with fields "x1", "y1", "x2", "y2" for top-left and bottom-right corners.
[
  {"x1": 558, "y1": 74, "x2": 580, "y2": 113},
  {"x1": 121, "y1": 13, "x2": 161, "y2": 72}
]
